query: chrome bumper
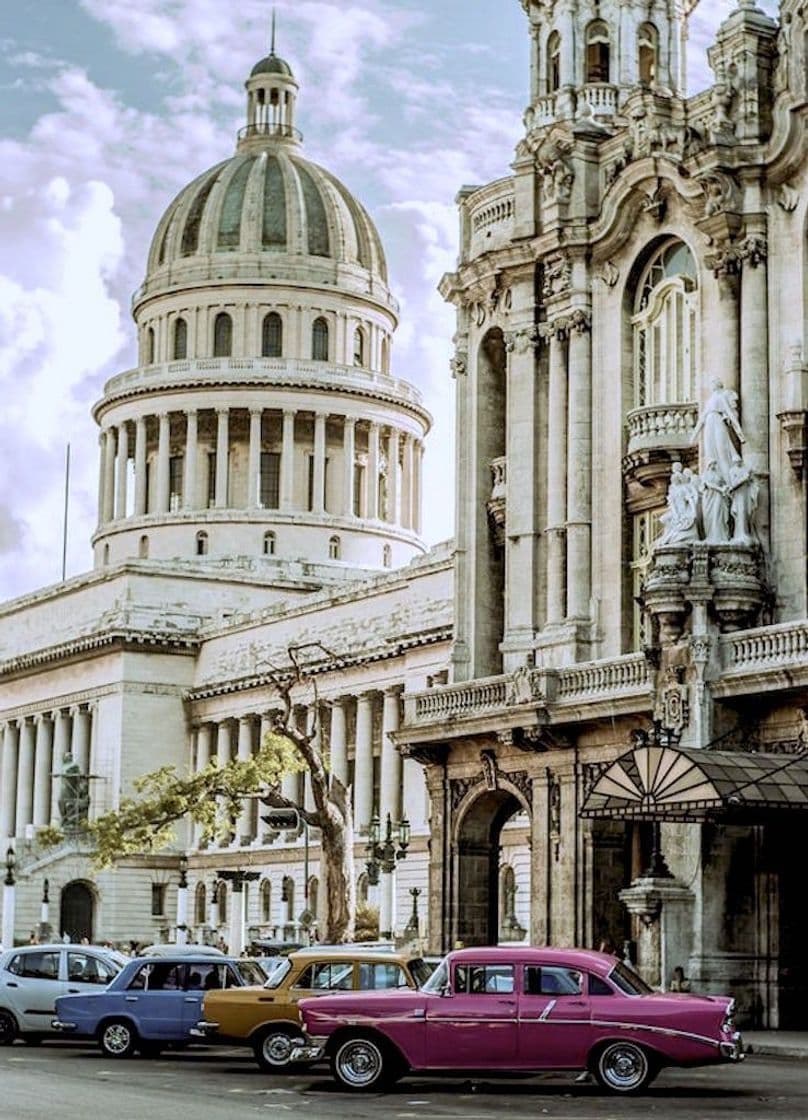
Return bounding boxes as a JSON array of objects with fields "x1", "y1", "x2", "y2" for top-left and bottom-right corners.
[
  {"x1": 51, "y1": 1019, "x2": 78, "y2": 1032},
  {"x1": 720, "y1": 1033, "x2": 745, "y2": 1061},
  {"x1": 190, "y1": 1020, "x2": 220, "y2": 1038},
  {"x1": 290, "y1": 1036, "x2": 326, "y2": 1063}
]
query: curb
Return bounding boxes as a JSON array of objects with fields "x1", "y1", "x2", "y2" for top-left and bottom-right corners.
[{"x1": 745, "y1": 1044, "x2": 808, "y2": 1060}]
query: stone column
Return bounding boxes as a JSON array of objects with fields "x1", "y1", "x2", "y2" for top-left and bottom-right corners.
[
  {"x1": 379, "y1": 687, "x2": 402, "y2": 823},
  {"x1": 184, "y1": 410, "x2": 198, "y2": 511},
  {"x1": 281, "y1": 409, "x2": 295, "y2": 511},
  {"x1": 566, "y1": 311, "x2": 592, "y2": 620},
  {"x1": 248, "y1": 408, "x2": 262, "y2": 509},
  {"x1": 313, "y1": 412, "x2": 327, "y2": 514},
  {"x1": 215, "y1": 408, "x2": 229, "y2": 508},
  {"x1": 134, "y1": 416, "x2": 148, "y2": 516},
  {"x1": 708, "y1": 254, "x2": 741, "y2": 396},
  {"x1": 236, "y1": 716, "x2": 254, "y2": 844},
  {"x1": 0, "y1": 721, "x2": 19, "y2": 839},
  {"x1": 559, "y1": 1, "x2": 575, "y2": 87},
  {"x1": 342, "y1": 417, "x2": 356, "y2": 517},
  {"x1": 102, "y1": 428, "x2": 116, "y2": 524},
  {"x1": 387, "y1": 429, "x2": 400, "y2": 524},
  {"x1": 740, "y1": 233, "x2": 769, "y2": 539},
  {"x1": 366, "y1": 423, "x2": 380, "y2": 520},
  {"x1": 401, "y1": 434, "x2": 414, "y2": 530},
  {"x1": 354, "y1": 692, "x2": 374, "y2": 831},
  {"x1": 156, "y1": 412, "x2": 171, "y2": 514},
  {"x1": 50, "y1": 709, "x2": 71, "y2": 826},
  {"x1": 544, "y1": 324, "x2": 568, "y2": 624},
  {"x1": 215, "y1": 721, "x2": 232, "y2": 844},
  {"x1": 329, "y1": 698, "x2": 348, "y2": 787},
  {"x1": 115, "y1": 421, "x2": 129, "y2": 519},
  {"x1": 70, "y1": 706, "x2": 91, "y2": 775},
  {"x1": 414, "y1": 441, "x2": 423, "y2": 534},
  {"x1": 15, "y1": 718, "x2": 35, "y2": 835},
  {"x1": 194, "y1": 723, "x2": 213, "y2": 847},
  {"x1": 402, "y1": 751, "x2": 427, "y2": 832},
  {"x1": 32, "y1": 714, "x2": 53, "y2": 828},
  {"x1": 97, "y1": 431, "x2": 106, "y2": 527}
]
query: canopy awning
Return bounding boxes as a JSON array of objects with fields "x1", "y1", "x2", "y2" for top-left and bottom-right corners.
[{"x1": 580, "y1": 742, "x2": 808, "y2": 823}]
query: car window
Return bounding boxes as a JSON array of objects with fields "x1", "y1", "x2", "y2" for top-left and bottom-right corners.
[
  {"x1": 8, "y1": 950, "x2": 60, "y2": 980},
  {"x1": 294, "y1": 961, "x2": 353, "y2": 990},
  {"x1": 524, "y1": 966, "x2": 582, "y2": 996},
  {"x1": 406, "y1": 958, "x2": 435, "y2": 989},
  {"x1": 127, "y1": 962, "x2": 184, "y2": 991},
  {"x1": 237, "y1": 961, "x2": 267, "y2": 986},
  {"x1": 588, "y1": 974, "x2": 614, "y2": 996},
  {"x1": 357, "y1": 962, "x2": 410, "y2": 990},
  {"x1": 264, "y1": 958, "x2": 292, "y2": 988},
  {"x1": 421, "y1": 959, "x2": 449, "y2": 994},
  {"x1": 609, "y1": 961, "x2": 653, "y2": 995},
  {"x1": 67, "y1": 952, "x2": 117, "y2": 985},
  {"x1": 455, "y1": 964, "x2": 514, "y2": 994}
]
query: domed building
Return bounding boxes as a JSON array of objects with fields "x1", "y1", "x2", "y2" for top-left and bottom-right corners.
[
  {"x1": 93, "y1": 48, "x2": 428, "y2": 574},
  {"x1": 0, "y1": 45, "x2": 451, "y2": 953}
]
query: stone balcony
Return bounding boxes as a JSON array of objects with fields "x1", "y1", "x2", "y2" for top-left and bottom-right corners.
[
  {"x1": 623, "y1": 402, "x2": 698, "y2": 513},
  {"x1": 467, "y1": 179, "x2": 516, "y2": 260},
  {"x1": 715, "y1": 620, "x2": 808, "y2": 697}
]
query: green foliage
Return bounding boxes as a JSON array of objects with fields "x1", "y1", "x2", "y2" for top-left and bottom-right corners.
[
  {"x1": 354, "y1": 904, "x2": 380, "y2": 942},
  {"x1": 86, "y1": 730, "x2": 306, "y2": 867}
]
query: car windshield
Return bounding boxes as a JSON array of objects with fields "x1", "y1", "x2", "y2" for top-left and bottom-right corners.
[
  {"x1": 264, "y1": 958, "x2": 293, "y2": 988},
  {"x1": 407, "y1": 957, "x2": 439, "y2": 989},
  {"x1": 609, "y1": 961, "x2": 654, "y2": 995},
  {"x1": 238, "y1": 961, "x2": 268, "y2": 986},
  {"x1": 421, "y1": 958, "x2": 449, "y2": 994}
]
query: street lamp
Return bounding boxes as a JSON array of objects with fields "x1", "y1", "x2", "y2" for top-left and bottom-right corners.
[
  {"x1": 175, "y1": 853, "x2": 189, "y2": 945},
  {"x1": 216, "y1": 869, "x2": 260, "y2": 956},
  {"x1": 2, "y1": 846, "x2": 16, "y2": 950},
  {"x1": 38, "y1": 878, "x2": 52, "y2": 943},
  {"x1": 365, "y1": 813, "x2": 410, "y2": 938}
]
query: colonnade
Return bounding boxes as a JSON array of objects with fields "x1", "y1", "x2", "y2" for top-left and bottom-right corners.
[
  {"x1": 191, "y1": 687, "x2": 427, "y2": 850},
  {"x1": 97, "y1": 408, "x2": 423, "y2": 533},
  {"x1": 0, "y1": 705, "x2": 94, "y2": 839}
]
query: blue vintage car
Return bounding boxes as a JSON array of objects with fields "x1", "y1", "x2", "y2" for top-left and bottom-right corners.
[{"x1": 52, "y1": 954, "x2": 266, "y2": 1057}]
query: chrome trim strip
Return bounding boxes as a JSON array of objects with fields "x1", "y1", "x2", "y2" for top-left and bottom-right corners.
[{"x1": 539, "y1": 999, "x2": 557, "y2": 1022}]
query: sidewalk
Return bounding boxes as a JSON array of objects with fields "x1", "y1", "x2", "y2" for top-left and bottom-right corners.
[{"x1": 743, "y1": 1032, "x2": 808, "y2": 1059}]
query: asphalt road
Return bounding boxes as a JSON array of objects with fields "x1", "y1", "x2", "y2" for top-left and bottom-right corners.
[{"x1": 0, "y1": 1041, "x2": 806, "y2": 1120}]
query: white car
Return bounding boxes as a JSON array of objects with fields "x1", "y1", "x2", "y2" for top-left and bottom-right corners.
[{"x1": 0, "y1": 943, "x2": 125, "y2": 1044}]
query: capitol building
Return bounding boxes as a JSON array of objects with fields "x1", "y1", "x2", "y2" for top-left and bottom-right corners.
[{"x1": 2, "y1": 1, "x2": 808, "y2": 1028}]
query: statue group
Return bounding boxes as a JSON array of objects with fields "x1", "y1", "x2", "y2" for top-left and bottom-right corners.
[{"x1": 657, "y1": 379, "x2": 758, "y2": 548}]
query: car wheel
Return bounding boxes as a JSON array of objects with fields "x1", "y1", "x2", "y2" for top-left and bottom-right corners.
[
  {"x1": 253, "y1": 1027, "x2": 301, "y2": 1072},
  {"x1": 593, "y1": 1040, "x2": 655, "y2": 1094},
  {"x1": 0, "y1": 1009, "x2": 18, "y2": 1046},
  {"x1": 331, "y1": 1035, "x2": 397, "y2": 1092},
  {"x1": 98, "y1": 1019, "x2": 138, "y2": 1059}
]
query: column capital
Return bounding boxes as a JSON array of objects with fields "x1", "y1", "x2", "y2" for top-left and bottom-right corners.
[
  {"x1": 343, "y1": 415, "x2": 357, "y2": 429},
  {"x1": 216, "y1": 407, "x2": 229, "y2": 418},
  {"x1": 249, "y1": 407, "x2": 263, "y2": 419},
  {"x1": 283, "y1": 408, "x2": 296, "y2": 420},
  {"x1": 383, "y1": 683, "x2": 404, "y2": 699}
]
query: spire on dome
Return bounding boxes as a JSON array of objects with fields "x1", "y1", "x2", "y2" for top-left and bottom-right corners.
[{"x1": 240, "y1": 13, "x2": 301, "y2": 151}]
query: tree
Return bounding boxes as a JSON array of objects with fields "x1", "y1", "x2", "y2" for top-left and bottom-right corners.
[{"x1": 47, "y1": 644, "x2": 358, "y2": 942}]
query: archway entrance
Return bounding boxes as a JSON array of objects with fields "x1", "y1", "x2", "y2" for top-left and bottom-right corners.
[
  {"x1": 454, "y1": 788, "x2": 530, "y2": 946},
  {"x1": 60, "y1": 881, "x2": 94, "y2": 943}
]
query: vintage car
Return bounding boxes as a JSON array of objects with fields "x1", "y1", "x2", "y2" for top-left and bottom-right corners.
[
  {"x1": 196, "y1": 945, "x2": 434, "y2": 1071},
  {"x1": 52, "y1": 954, "x2": 266, "y2": 1057},
  {"x1": 295, "y1": 946, "x2": 744, "y2": 1094}
]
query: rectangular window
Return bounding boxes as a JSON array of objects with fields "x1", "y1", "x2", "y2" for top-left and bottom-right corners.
[
  {"x1": 454, "y1": 964, "x2": 514, "y2": 994},
  {"x1": 307, "y1": 454, "x2": 314, "y2": 511},
  {"x1": 151, "y1": 883, "x2": 167, "y2": 916},
  {"x1": 357, "y1": 962, "x2": 408, "y2": 990},
  {"x1": 523, "y1": 966, "x2": 582, "y2": 996},
  {"x1": 207, "y1": 452, "x2": 217, "y2": 508},
  {"x1": 169, "y1": 455, "x2": 183, "y2": 511},
  {"x1": 260, "y1": 451, "x2": 281, "y2": 509},
  {"x1": 353, "y1": 464, "x2": 364, "y2": 516},
  {"x1": 295, "y1": 961, "x2": 354, "y2": 990}
]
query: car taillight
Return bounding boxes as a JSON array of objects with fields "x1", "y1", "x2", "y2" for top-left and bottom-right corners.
[{"x1": 721, "y1": 999, "x2": 736, "y2": 1033}]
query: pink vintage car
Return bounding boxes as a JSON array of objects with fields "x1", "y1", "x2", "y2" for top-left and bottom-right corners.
[{"x1": 295, "y1": 946, "x2": 743, "y2": 1094}]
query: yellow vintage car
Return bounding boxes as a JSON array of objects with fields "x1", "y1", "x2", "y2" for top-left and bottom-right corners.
[{"x1": 196, "y1": 946, "x2": 435, "y2": 1071}]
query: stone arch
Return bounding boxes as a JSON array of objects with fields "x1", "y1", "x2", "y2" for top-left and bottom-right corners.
[
  {"x1": 451, "y1": 779, "x2": 532, "y2": 947},
  {"x1": 59, "y1": 880, "x2": 96, "y2": 943}
]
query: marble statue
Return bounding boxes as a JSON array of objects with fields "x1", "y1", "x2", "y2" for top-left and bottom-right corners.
[
  {"x1": 700, "y1": 461, "x2": 730, "y2": 543},
  {"x1": 727, "y1": 456, "x2": 758, "y2": 545},
  {"x1": 692, "y1": 378, "x2": 746, "y2": 481},
  {"x1": 58, "y1": 752, "x2": 90, "y2": 829},
  {"x1": 657, "y1": 463, "x2": 699, "y2": 545}
]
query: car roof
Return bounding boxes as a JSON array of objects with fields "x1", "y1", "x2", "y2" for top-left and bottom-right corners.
[
  {"x1": 288, "y1": 946, "x2": 417, "y2": 964},
  {"x1": 2, "y1": 943, "x2": 119, "y2": 953},
  {"x1": 446, "y1": 946, "x2": 616, "y2": 973}
]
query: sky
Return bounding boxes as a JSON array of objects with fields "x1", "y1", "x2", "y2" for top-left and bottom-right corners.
[{"x1": 0, "y1": 0, "x2": 780, "y2": 600}]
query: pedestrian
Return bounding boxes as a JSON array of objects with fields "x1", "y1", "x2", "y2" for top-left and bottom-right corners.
[{"x1": 670, "y1": 965, "x2": 690, "y2": 992}]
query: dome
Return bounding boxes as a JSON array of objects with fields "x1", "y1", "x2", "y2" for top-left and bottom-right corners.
[
  {"x1": 251, "y1": 53, "x2": 293, "y2": 77},
  {"x1": 145, "y1": 149, "x2": 388, "y2": 285}
]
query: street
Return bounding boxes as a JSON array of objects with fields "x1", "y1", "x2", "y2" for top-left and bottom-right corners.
[{"x1": 0, "y1": 1043, "x2": 806, "y2": 1120}]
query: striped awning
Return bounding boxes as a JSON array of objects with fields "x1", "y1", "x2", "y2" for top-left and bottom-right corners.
[{"x1": 580, "y1": 743, "x2": 808, "y2": 822}]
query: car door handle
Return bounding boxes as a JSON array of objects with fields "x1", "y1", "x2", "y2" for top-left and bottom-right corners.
[
  {"x1": 184, "y1": 998, "x2": 200, "y2": 1003},
  {"x1": 497, "y1": 999, "x2": 516, "y2": 1005},
  {"x1": 124, "y1": 996, "x2": 138, "y2": 1002},
  {"x1": 68, "y1": 988, "x2": 81, "y2": 994},
  {"x1": 6, "y1": 982, "x2": 18, "y2": 988}
]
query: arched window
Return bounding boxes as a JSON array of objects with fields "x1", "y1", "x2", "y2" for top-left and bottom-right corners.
[
  {"x1": 138, "y1": 534, "x2": 149, "y2": 559},
  {"x1": 196, "y1": 530, "x2": 209, "y2": 556},
  {"x1": 357, "y1": 872, "x2": 369, "y2": 906},
  {"x1": 281, "y1": 876, "x2": 294, "y2": 923},
  {"x1": 312, "y1": 316, "x2": 329, "y2": 361},
  {"x1": 638, "y1": 23, "x2": 659, "y2": 85},
  {"x1": 213, "y1": 312, "x2": 232, "y2": 357},
  {"x1": 259, "y1": 879, "x2": 271, "y2": 923},
  {"x1": 146, "y1": 326, "x2": 155, "y2": 365},
  {"x1": 195, "y1": 882, "x2": 207, "y2": 926},
  {"x1": 633, "y1": 239, "x2": 698, "y2": 408},
  {"x1": 172, "y1": 317, "x2": 188, "y2": 360},
  {"x1": 308, "y1": 877, "x2": 319, "y2": 919},
  {"x1": 263, "y1": 530, "x2": 276, "y2": 556},
  {"x1": 382, "y1": 543, "x2": 392, "y2": 568},
  {"x1": 381, "y1": 336, "x2": 390, "y2": 374},
  {"x1": 102, "y1": 543, "x2": 110, "y2": 566},
  {"x1": 328, "y1": 535, "x2": 341, "y2": 560},
  {"x1": 499, "y1": 865, "x2": 517, "y2": 937},
  {"x1": 262, "y1": 312, "x2": 283, "y2": 357},
  {"x1": 547, "y1": 31, "x2": 561, "y2": 92},
  {"x1": 353, "y1": 327, "x2": 365, "y2": 368},
  {"x1": 585, "y1": 20, "x2": 610, "y2": 84},
  {"x1": 217, "y1": 880, "x2": 227, "y2": 925}
]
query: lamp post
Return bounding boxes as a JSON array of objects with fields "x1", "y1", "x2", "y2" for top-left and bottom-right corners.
[
  {"x1": 38, "y1": 878, "x2": 52, "y2": 943},
  {"x1": 403, "y1": 886, "x2": 421, "y2": 941},
  {"x1": 259, "y1": 805, "x2": 311, "y2": 942},
  {"x1": 365, "y1": 812, "x2": 410, "y2": 939},
  {"x1": 208, "y1": 877, "x2": 220, "y2": 943},
  {"x1": 2, "y1": 846, "x2": 16, "y2": 950},
  {"x1": 216, "y1": 869, "x2": 260, "y2": 956},
  {"x1": 175, "y1": 854, "x2": 189, "y2": 945}
]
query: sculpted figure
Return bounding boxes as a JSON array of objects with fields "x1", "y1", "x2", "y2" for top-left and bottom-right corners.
[
  {"x1": 58, "y1": 752, "x2": 90, "y2": 829},
  {"x1": 692, "y1": 378, "x2": 745, "y2": 481},
  {"x1": 657, "y1": 463, "x2": 699, "y2": 546},
  {"x1": 700, "y1": 461, "x2": 730, "y2": 543},
  {"x1": 727, "y1": 456, "x2": 758, "y2": 545}
]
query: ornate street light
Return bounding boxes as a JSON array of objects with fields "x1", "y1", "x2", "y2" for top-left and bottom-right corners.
[
  {"x1": 365, "y1": 813, "x2": 410, "y2": 887},
  {"x1": 176, "y1": 853, "x2": 190, "y2": 945},
  {"x1": 4, "y1": 846, "x2": 15, "y2": 888},
  {"x1": 2, "y1": 846, "x2": 17, "y2": 949}
]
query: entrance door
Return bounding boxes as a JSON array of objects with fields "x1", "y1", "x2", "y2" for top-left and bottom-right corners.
[{"x1": 60, "y1": 881, "x2": 94, "y2": 942}]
